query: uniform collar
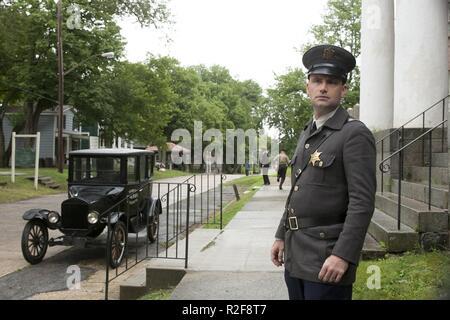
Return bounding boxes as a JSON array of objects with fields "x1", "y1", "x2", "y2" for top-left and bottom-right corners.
[
  {"x1": 313, "y1": 108, "x2": 338, "y2": 130},
  {"x1": 303, "y1": 106, "x2": 349, "y2": 131}
]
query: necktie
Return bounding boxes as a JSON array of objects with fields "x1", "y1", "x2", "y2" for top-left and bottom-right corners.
[{"x1": 310, "y1": 122, "x2": 317, "y2": 134}]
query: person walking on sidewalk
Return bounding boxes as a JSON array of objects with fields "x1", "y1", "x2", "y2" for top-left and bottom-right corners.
[
  {"x1": 260, "y1": 149, "x2": 271, "y2": 185},
  {"x1": 275, "y1": 149, "x2": 290, "y2": 190},
  {"x1": 270, "y1": 45, "x2": 376, "y2": 300}
]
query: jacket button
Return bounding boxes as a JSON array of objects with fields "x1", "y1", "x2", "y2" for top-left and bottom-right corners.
[
  {"x1": 319, "y1": 232, "x2": 325, "y2": 238},
  {"x1": 294, "y1": 185, "x2": 299, "y2": 191},
  {"x1": 305, "y1": 144, "x2": 310, "y2": 149}
]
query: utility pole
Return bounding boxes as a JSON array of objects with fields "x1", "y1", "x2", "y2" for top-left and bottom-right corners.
[{"x1": 57, "y1": 0, "x2": 64, "y2": 173}]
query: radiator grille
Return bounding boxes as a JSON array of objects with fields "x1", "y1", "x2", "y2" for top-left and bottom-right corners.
[{"x1": 62, "y1": 199, "x2": 89, "y2": 229}]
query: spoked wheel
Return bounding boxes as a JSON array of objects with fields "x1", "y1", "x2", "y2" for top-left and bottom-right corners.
[
  {"x1": 147, "y1": 214, "x2": 159, "y2": 243},
  {"x1": 108, "y1": 221, "x2": 127, "y2": 269},
  {"x1": 147, "y1": 199, "x2": 161, "y2": 243},
  {"x1": 21, "y1": 220, "x2": 49, "y2": 265}
]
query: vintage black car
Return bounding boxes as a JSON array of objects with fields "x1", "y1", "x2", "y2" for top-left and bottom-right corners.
[{"x1": 21, "y1": 148, "x2": 162, "y2": 268}]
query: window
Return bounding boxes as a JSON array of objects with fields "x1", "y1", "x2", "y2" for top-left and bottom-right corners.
[
  {"x1": 127, "y1": 157, "x2": 138, "y2": 183},
  {"x1": 72, "y1": 157, "x2": 121, "y2": 184},
  {"x1": 140, "y1": 155, "x2": 146, "y2": 181},
  {"x1": 147, "y1": 155, "x2": 154, "y2": 178}
]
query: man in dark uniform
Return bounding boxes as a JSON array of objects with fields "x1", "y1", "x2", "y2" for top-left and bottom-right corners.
[{"x1": 270, "y1": 44, "x2": 376, "y2": 300}]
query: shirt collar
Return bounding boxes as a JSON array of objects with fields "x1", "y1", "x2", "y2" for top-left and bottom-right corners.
[{"x1": 313, "y1": 107, "x2": 339, "y2": 130}]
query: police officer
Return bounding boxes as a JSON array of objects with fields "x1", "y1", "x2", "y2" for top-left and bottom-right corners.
[{"x1": 270, "y1": 44, "x2": 376, "y2": 300}]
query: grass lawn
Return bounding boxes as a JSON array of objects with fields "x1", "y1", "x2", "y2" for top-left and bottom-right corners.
[
  {"x1": 0, "y1": 168, "x2": 68, "y2": 204},
  {"x1": 353, "y1": 250, "x2": 450, "y2": 299},
  {"x1": 153, "y1": 169, "x2": 192, "y2": 180},
  {"x1": 203, "y1": 174, "x2": 264, "y2": 229},
  {"x1": 139, "y1": 287, "x2": 175, "y2": 300}
]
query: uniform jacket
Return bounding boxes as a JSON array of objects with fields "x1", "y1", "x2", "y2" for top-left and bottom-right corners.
[{"x1": 275, "y1": 106, "x2": 376, "y2": 285}]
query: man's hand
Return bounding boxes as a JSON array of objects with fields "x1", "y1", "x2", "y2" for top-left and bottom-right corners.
[
  {"x1": 271, "y1": 239, "x2": 285, "y2": 267},
  {"x1": 318, "y1": 255, "x2": 349, "y2": 283}
]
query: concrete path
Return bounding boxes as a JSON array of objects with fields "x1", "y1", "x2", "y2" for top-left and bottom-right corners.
[{"x1": 146, "y1": 176, "x2": 290, "y2": 300}]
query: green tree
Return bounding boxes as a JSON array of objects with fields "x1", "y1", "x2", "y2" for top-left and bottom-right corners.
[
  {"x1": 264, "y1": 69, "x2": 312, "y2": 156},
  {"x1": 0, "y1": 0, "x2": 170, "y2": 166}
]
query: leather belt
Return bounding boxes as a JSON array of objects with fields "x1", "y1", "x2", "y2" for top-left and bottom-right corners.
[{"x1": 286, "y1": 215, "x2": 345, "y2": 231}]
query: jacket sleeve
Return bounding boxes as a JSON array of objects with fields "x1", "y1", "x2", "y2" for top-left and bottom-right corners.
[
  {"x1": 275, "y1": 209, "x2": 287, "y2": 240},
  {"x1": 332, "y1": 123, "x2": 377, "y2": 265}
]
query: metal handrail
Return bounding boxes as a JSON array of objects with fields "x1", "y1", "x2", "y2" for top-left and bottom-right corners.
[
  {"x1": 103, "y1": 172, "x2": 225, "y2": 299},
  {"x1": 378, "y1": 119, "x2": 447, "y2": 166},
  {"x1": 378, "y1": 119, "x2": 447, "y2": 230},
  {"x1": 376, "y1": 95, "x2": 449, "y2": 144},
  {"x1": 378, "y1": 96, "x2": 448, "y2": 194}
]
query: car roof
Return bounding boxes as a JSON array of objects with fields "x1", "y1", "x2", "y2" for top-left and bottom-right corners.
[{"x1": 69, "y1": 148, "x2": 154, "y2": 156}]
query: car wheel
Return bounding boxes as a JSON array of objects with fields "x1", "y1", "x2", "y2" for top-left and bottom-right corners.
[
  {"x1": 147, "y1": 214, "x2": 159, "y2": 243},
  {"x1": 21, "y1": 220, "x2": 49, "y2": 265},
  {"x1": 147, "y1": 200, "x2": 161, "y2": 243},
  {"x1": 108, "y1": 221, "x2": 127, "y2": 269}
]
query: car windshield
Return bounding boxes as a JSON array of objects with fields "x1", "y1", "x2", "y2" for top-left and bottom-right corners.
[{"x1": 72, "y1": 156, "x2": 121, "y2": 184}]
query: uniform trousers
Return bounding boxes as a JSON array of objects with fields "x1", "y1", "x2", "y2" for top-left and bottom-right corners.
[{"x1": 284, "y1": 269, "x2": 352, "y2": 300}]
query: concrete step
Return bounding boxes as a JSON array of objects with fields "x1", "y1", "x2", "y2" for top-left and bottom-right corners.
[
  {"x1": 391, "y1": 179, "x2": 448, "y2": 209},
  {"x1": 375, "y1": 192, "x2": 448, "y2": 232},
  {"x1": 403, "y1": 166, "x2": 448, "y2": 185},
  {"x1": 368, "y1": 209, "x2": 419, "y2": 253},
  {"x1": 431, "y1": 152, "x2": 448, "y2": 168},
  {"x1": 361, "y1": 233, "x2": 386, "y2": 260}
]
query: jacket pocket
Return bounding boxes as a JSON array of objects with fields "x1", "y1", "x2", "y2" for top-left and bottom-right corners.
[
  {"x1": 301, "y1": 224, "x2": 344, "y2": 261},
  {"x1": 310, "y1": 153, "x2": 335, "y2": 168}
]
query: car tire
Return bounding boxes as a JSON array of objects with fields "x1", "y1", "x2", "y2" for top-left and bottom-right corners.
[
  {"x1": 108, "y1": 221, "x2": 127, "y2": 269},
  {"x1": 147, "y1": 200, "x2": 161, "y2": 243},
  {"x1": 21, "y1": 220, "x2": 49, "y2": 265}
]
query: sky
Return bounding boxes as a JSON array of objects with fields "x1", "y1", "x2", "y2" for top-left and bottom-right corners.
[{"x1": 118, "y1": 0, "x2": 328, "y2": 91}]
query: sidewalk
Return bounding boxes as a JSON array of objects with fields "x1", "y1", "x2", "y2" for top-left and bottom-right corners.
[{"x1": 142, "y1": 176, "x2": 290, "y2": 300}]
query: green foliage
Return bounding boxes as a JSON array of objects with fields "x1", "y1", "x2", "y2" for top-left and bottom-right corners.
[
  {"x1": 263, "y1": 69, "x2": 312, "y2": 155},
  {"x1": 0, "y1": 1, "x2": 265, "y2": 169}
]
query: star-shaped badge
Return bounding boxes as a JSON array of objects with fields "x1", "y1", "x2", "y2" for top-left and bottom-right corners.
[{"x1": 309, "y1": 150, "x2": 322, "y2": 166}]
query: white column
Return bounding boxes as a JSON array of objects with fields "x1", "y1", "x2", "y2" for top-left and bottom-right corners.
[
  {"x1": 360, "y1": 0, "x2": 395, "y2": 131},
  {"x1": 394, "y1": 0, "x2": 448, "y2": 128}
]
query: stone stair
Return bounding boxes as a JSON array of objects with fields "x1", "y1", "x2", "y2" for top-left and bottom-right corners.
[
  {"x1": 366, "y1": 128, "x2": 449, "y2": 257},
  {"x1": 26, "y1": 176, "x2": 60, "y2": 189}
]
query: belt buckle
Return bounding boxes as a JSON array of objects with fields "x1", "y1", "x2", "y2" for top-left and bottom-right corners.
[{"x1": 288, "y1": 216, "x2": 299, "y2": 230}]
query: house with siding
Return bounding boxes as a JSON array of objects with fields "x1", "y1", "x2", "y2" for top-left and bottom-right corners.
[{"x1": 2, "y1": 107, "x2": 97, "y2": 166}]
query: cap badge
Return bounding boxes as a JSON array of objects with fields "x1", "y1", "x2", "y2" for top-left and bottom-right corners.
[{"x1": 322, "y1": 47, "x2": 335, "y2": 60}]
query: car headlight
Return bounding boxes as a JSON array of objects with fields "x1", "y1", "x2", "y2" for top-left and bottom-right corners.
[
  {"x1": 87, "y1": 211, "x2": 99, "y2": 224},
  {"x1": 48, "y1": 211, "x2": 60, "y2": 224}
]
